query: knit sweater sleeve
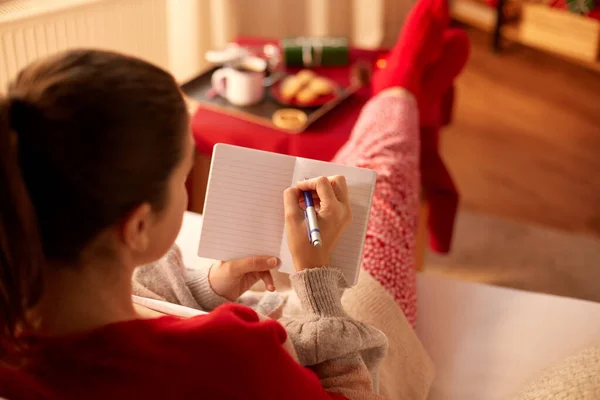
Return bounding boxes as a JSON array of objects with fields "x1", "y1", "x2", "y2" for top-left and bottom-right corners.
[
  {"x1": 132, "y1": 245, "x2": 229, "y2": 312},
  {"x1": 279, "y1": 268, "x2": 389, "y2": 400}
]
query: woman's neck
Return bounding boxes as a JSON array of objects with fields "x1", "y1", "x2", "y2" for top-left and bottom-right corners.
[{"x1": 34, "y1": 258, "x2": 139, "y2": 336}]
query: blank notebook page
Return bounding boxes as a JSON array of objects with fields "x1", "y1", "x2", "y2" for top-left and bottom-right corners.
[
  {"x1": 198, "y1": 144, "x2": 295, "y2": 261},
  {"x1": 285, "y1": 157, "x2": 376, "y2": 285}
]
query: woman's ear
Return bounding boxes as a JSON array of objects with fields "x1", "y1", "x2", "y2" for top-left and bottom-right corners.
[{"x1": 121, "y1": 203, "x2": 152, "y2": 254}]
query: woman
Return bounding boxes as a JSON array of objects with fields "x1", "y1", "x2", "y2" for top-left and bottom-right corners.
[{"x1": 0, "y1": 0, "x2": 467, "y2": 398}]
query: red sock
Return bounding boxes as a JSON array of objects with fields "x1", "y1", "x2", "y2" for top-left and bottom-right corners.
[
  {"x1": 371, "y1": 0, "x2": 449, "y2": 97},
  {"x1": 440, "y1": 86, "x2": 455, "y2": 127},
  {"x1": 418, "y1": 29, "x2": 469, "y2": 253},
  {"x1": 419, "y1": 29, "x2": 470, "y2": 128},
  {"x1": 421, "y1": 127, "x2": 459, "y2": 253}
]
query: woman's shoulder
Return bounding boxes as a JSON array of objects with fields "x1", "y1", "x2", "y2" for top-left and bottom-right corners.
[
  {"x1": 30, "y1": 303, "x2": 286, "y2": 359},
  {"x1": 143, "y1": 303, "x2": 287, "y2": 347},
  {"x1": 134, "y1": 304, "x2": 292, "y2": 380},
  {"x1": 0, "y1": 305, "x2": 301, "y2": 400}
]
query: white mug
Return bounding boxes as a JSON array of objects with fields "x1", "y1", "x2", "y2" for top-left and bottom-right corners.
[{"x1": 211, "y1": 56, "x2": 267, "y2": 106}]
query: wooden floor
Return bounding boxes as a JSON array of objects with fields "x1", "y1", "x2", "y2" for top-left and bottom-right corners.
[{"x1": 443, "y1": 28, "x2": 600, "y2": 237}]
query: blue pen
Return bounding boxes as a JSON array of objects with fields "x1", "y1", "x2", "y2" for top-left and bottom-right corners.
[{"x1": 303, "y1": 190, "x2": 322, "y2": 248}]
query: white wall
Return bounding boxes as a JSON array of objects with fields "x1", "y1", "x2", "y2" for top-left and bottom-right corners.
[{"x1": 0, "y1": 0, "x2": 415, "y2": 86}]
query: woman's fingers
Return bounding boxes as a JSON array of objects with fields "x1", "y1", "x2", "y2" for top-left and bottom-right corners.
[
  {"x1": 283, "y1": 187, "x2": 305, "y2": 223},
  {"x1": 297, "y1": 175, "x2": 349, "y2": 205},
  {"x1": 222, "y1": 256, "x2": 279, "y2": 277},
  {"x1": 297, "y1": 176, "x2": 337, "y2": 205},
  {"x1": 259, "y1": 270, "x2": 275, "y2": 292},
  {"x1": 329, "y1": 175, "x2": 349, "y2": 203}
]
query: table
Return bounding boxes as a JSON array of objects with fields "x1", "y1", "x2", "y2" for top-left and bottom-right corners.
[{"x1": 186, "y1": 40, "x2": 385, "y2": 213}]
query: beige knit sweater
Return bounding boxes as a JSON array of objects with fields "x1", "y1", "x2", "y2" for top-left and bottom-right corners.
[{"x1": 132, "y1": 245, "x2": 435, "y2": 399}]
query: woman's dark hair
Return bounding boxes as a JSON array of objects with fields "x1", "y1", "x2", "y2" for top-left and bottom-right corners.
[{"x1": 0, "y1": 49, "x2": 189, "y2": 363}]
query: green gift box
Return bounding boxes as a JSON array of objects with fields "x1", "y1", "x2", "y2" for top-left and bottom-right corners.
[{"x1": 281, "y1": 36, "x2": 349, "y2": 67}]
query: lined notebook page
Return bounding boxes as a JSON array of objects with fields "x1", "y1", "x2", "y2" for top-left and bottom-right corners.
[
  {"x1": 286, "y1": 157, "x2": 377, "y2": 285},
  {"x1": 198, "y1": 144, "x2": 295, "y2": 261}
]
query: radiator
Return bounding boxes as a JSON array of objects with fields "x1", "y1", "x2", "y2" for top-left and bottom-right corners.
[{"x1": 0, "y1": 0, "x2": 169, "y2": 92}]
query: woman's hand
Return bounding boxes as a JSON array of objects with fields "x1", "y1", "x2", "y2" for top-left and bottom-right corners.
[
  {"x1": 209, "y1": 256, "x2": 279, "y2": 301},
  {"x1": 283, "y1": 176, "x2": 352, "y2": 271}
]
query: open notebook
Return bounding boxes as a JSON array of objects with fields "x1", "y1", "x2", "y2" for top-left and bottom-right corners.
[{"x1": 197, "y1": 144, "x2": 376, "y2": 285}]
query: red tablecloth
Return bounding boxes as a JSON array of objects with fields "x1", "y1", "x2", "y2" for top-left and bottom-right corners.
[{"x1": 192, "y1": 40, "x2": 386, "y2": 161}]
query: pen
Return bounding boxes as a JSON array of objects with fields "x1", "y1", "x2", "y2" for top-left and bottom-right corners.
[{"x1": 303, "y1": 190, "x2": 322, "y2": 248}]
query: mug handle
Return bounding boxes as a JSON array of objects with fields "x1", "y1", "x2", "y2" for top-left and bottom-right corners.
[{"x1": 211, "y1": 68, "x2": 228, "y2": 97}]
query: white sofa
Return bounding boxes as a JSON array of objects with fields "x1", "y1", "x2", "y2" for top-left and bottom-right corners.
[{"x1": 177, "y1": 211, "x2": 600, "y2": 400}]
